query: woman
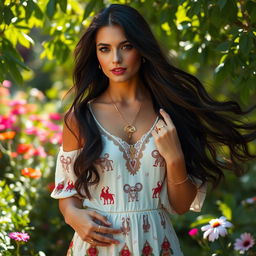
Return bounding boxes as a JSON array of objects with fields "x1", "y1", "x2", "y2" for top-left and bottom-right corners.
[{"x1": 51, "y1": 4, "x2": 256, "y2": 256}]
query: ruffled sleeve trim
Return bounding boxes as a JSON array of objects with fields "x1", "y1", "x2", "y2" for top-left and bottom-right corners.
[
  {"x1": 50, "y1": 146, "x2": 82, "y2": 199},
  {"x1": 189, "y1": 178, "x2": 207, "y2": 212}
]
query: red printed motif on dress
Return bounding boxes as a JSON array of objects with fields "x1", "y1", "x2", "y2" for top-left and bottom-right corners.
[
  {"x1": 160, "y1": 236, "x2": 173, "y2": 255},
  {"x1": 95, "y1": 153, "x2": 113, "y2": 172},
  {"x1": 60, "y1": 155, "x2": 72, "y2": 172},
  {"x1": 100, "y1": 186, "x2": 115, "y2": 205},
  {"x1": 65, "y1": 180, "x2": 75, "y2": 192},
  {"x1": 86, "y1": 245, "x2": 99, "y2": 256},
  {"x1": 123, "y1": 183, "x2": 143, "y2": 202},
  {"x1": 141, "y1": 240, "x2": 154, "y2": 256},
  {"x1": 55, "y1": 181, "x2": 64, "y2": 193},
  {"x1": 121, "y1": 217, "x2": 131, "y2": 235},
  {"x1": 158, "y1": 211, "x2": 166, "y2": 229},
  {"x1": 151, "y1": 150, "x2": 165, "y2": 167},
  {"x1": 119, "y1": 243, "x2": 132, "y2": 256},
  {"x1": 143, "y1": 214, "x2": 150, "y2": 232},
  {"x1": 152, "y1": 181, "x2": 162, "y2": 198}
]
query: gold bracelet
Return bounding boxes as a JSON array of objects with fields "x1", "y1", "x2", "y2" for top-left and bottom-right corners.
[{"x1": 167, "y1": 175, "x2": 189, "y2": 186}]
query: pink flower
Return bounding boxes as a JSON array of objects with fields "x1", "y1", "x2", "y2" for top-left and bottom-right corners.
[
  {"x1": 0, "y1": 115, "x2": 16, "y2": 130},
  {"x1": 234, "y1": 233, "x2": 255, "y2": 253},
  {"x1": 29, "y1": 114, "x2": 42, "y2": 121},
  {"x1": 201, "y1": 216, "x2": 233, "y2": 242},
  {"x1": 8, "y1": 99, "x2": 26, "y2": 107},
  {"x1": 33, "y1": 146, "x2": 47, "y2": 158},
  {"x1": 11, "y1": 106, "x2": 27, "y2": 115},
  {"x1": 25, "y1": 127, "x2": 39, "y2": 135},
  {"x1": 2, "y1": 80, "x2": 12, "y2": 88},
  {"x1": 188, "y1": 228, "x2": 198, "y2": 236},
  {"x1": 9, "y1": 232, "x2": 30, "y2": 242},
  {"x1": 42, "y1": 120, "x2": 61, "y2": 131},
  {"x1": 49, "y1": 113, "x2": 62, "y2": 121}
]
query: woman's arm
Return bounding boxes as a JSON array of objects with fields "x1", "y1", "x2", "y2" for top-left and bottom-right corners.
[
  {"x1": 152, "y1": 109, "x2": 197, "y2": 215},
  {"x1": 165, "y1": 157, "x2": 197, "y2": 215},
  {"x1": 58, "y1": 113, "x2": 122, "y2": 246}
]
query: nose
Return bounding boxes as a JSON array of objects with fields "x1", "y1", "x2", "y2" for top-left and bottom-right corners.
[{"x1": 112, "y1": 49, "x2": 122, "y2": 64}]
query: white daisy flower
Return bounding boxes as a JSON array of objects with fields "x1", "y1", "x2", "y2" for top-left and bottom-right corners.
[
  {"x1": 201, "y1": 216, "x2": 233, "y2": 242},
  {"x1": 234, "y1": 233, "x2": 255, "y2": 253}
]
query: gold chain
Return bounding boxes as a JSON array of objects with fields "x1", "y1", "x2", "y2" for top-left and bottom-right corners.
[{"x1": 107, "y1": 91, "x2": 142, "y2": 141}]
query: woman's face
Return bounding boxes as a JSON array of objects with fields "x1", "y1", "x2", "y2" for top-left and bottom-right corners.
[{"x1": 95, "y1": 25, "x2": 142, "y2": 84}]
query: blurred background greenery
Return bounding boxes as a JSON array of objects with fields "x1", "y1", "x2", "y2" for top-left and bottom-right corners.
[{"x1": 0, "y1": 0, "x2": 255, "y2": 255}]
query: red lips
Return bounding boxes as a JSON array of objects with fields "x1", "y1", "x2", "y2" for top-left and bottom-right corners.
[
  {"x1": 111, "y1": 67, "x2": 126, "y2": 75},
  {"x1": 111, "y1": 67, "x2": 126, "y2": 71}
]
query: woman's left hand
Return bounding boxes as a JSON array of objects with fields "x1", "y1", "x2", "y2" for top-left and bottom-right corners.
[{"x1": 151, "y1": 109, "x2": 184, "y2": 164}]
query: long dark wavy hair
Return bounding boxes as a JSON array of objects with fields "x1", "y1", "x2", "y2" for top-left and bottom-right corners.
[{"x1": 64, "y1": 4, "x2": 256, "y2": 199}]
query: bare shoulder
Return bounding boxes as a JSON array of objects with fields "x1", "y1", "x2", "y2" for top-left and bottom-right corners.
[{"x1": 62, "y1": 111, "x2": 84, "y2": 151}]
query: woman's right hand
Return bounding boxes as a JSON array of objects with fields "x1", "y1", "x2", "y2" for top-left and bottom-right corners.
[{"x1": 59, "y1": 198, "x2": 122, "y2": 247}]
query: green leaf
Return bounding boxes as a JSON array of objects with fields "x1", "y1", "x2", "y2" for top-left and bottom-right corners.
[
  {"x1": 216, "y1": 41, "x2": 232, "y2": 52},
  {"x1": 4, "y1": 52, "x2": 30, "y2": 71},
  {"x1": 58, "y1": 0, "x2": 67, "y2": 13},
  {"x1": 239, "y1": 33, "x2": 253, "y2": 57},
  {"x1": 190, "y1": 214, "x2": 216, "y2": 228},
  {"x1": 83, "y1": 0, "x2": 97, "y2": 20},
  {"x1": 216, "y1": 200, "x2": 232, "y2": 220},
  {"x1": 5, "y1": 59, "x2": 23, "y2": 84},
  {"x1": 187, "y1": 2, "x2": 201, "y2": 18},
  {"x1": 25, "y1": 0, "x2": 34, "y2": 21},
  {"x1": 46, "y1": 0, "x2": 57, "y2": 19},
  {"x1": 246, "y1": 1, "x2": 256, "y2": 23},
  {"x1": 3, "y1": 6, "x2": 14, "y2": 25},
  {"x1": 217, "y1": 0, "x2": 227, "y2": 10},
  {"x1": 33, "y1": 2, "x2": 43, "y2": 19},
  {"x1": 209, "y1": 6, "x2": 222, "y2": 28}
]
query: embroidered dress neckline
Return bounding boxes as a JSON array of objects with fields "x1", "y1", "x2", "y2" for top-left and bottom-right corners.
[{"x1": 88, "y1": 100, "x2": 159, "y2": 147}]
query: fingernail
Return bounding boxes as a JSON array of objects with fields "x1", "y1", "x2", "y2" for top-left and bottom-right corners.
[
  {"x1": 106, "y1": 221, "x2": 112, "y2": 225},
  {"x1": 160, "y1": 108, "x2": 164, "y2": 112}
]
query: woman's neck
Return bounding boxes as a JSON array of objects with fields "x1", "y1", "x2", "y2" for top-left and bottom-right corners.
[{"x1": 107, "y1": 78, "x2": 148, "y2": 104}]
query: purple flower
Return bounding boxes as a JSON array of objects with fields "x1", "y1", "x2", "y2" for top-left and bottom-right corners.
[
  {"x1": 234, "y1": 233, "x2": 255, "y2": 253},
  {"x1": 8, "y1": 232, "x2": 30, "y2": 242}
]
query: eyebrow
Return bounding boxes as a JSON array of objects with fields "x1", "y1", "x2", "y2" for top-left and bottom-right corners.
[{"x1": 96, "y1": 40, "x2": 129, "y2": 47}]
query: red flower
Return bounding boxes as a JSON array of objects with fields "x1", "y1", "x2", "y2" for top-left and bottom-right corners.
[
  {"x1": 17, "y1": 144, "x2": 33, "y2": 154},
  {"x1": 21, "y1": 168, "x2": 41, "y2": 179}
]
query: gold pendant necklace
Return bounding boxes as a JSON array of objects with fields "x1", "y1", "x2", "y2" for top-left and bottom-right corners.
[{"x1": 108, "y1": 91, "x2": 142, "y2": 142}]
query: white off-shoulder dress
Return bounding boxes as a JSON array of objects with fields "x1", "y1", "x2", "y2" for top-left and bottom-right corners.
[{"x1": 51, "y1": 102, "x2": 206, "y2": 256}]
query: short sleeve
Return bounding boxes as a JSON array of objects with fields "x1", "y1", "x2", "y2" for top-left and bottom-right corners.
[
  {"x1": 160, "y1": 176, "x2": 207, "y2": 215},
  {"x1": 189, "y1": 177, "x2": 207, "y2": 212},
  {"x1": 50, "y1": 146, "x2": 82, "y2": 199}
]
